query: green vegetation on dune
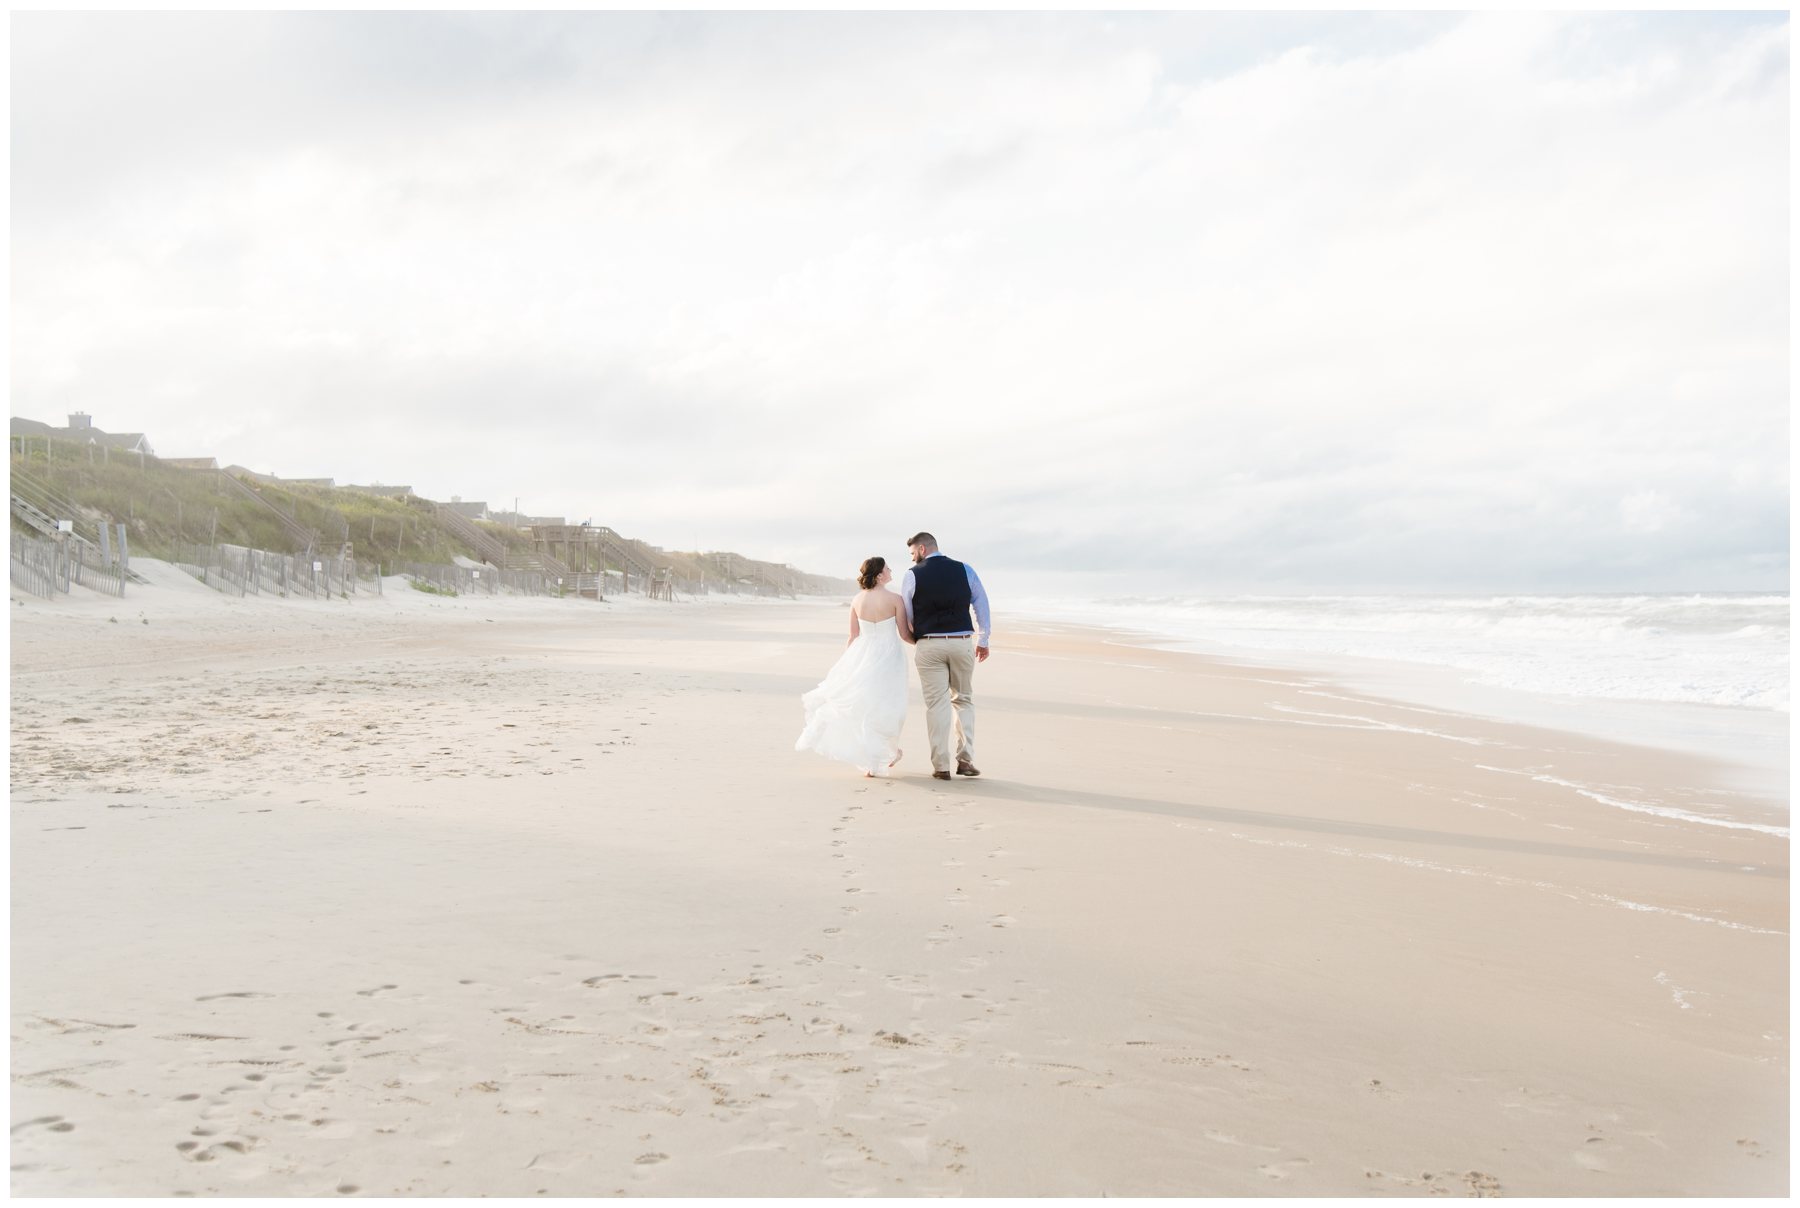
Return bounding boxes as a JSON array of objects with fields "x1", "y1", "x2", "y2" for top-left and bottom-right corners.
[
  {"x1": 9, "y1": 437, "x2": 844, "y2": 593},
  {"x1": 12, "y1": 441, "x2": 471, "y2": 567}
]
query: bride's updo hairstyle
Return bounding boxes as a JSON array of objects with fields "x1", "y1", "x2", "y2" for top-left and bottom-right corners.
[{"x1": 857, "y1": 556, "x2": 886, "y2": 590}]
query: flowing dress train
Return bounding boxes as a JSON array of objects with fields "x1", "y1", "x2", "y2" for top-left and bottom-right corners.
[{"x1": 795, "y1": 615, "x2": 908, "y2": 775}]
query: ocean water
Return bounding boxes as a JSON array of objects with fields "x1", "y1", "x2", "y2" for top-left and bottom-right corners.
[{"x1": 1015, "y1": 593, "x2": 1789, "y2": 801}]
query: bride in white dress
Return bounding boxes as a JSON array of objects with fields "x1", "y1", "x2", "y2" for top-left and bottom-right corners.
[{"x1": 796, "y1": 556, "x2": 914, "y2": 777}]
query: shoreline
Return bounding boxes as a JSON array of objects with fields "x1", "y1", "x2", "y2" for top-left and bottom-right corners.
[
  {"x1": 1000, "y1": 619, "x2": 1789, "y2": 845},
  {"x1": 11, "y1": 580, "x2": 1789, "y2": 1195},
  {"x1": 1004, "y1": 605, "x2": 1789, "y2": 809}
]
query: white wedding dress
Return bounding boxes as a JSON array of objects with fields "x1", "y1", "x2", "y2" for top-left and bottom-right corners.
[{"x1": 795, "y1": 614, "x2": 908, "y2": 775}]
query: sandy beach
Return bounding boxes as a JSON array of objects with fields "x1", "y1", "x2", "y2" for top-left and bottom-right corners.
[{"x1": 10, "y1": 570, "x2": 1788, "y2": 1196}]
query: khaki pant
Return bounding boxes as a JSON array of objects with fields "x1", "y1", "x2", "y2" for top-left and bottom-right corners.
[{"x1": 913, "y1": 637, "x2": 976, "y2": 772}]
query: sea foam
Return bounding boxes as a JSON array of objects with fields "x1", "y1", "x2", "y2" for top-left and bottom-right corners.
[{"x1": 1018, "y1": 593, "x2": 1788, "y2": 712}]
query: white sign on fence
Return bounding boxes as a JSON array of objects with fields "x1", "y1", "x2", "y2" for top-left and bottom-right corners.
[
  {"x1": 313, "y1": 561, "x2": 323, "y2": 572},
  {"x1": 473, "y1": 571, "x2": 481, "y2": 579}
]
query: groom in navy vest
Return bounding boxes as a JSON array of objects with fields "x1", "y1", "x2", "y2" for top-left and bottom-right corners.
[{"x1": 899, "y1": 532, "x2": 992, "y2": 781}]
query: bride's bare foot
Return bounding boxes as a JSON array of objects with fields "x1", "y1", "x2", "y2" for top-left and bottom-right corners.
[{"x1": 887, "y1": 748, "x2": 903, "y2": 770}]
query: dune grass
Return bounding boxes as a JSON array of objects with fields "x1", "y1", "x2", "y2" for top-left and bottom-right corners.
[
  {"x1": 10, "y1": 437, "x2": 843, "y2": 592},
  {"x1": 12, "y1": 441, "x2": 474, "y2": 567}
]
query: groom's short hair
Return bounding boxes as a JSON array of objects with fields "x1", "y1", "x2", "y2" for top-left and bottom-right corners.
[{"x1": 906, "y1": 532, "x2": 938, "y2": 551}]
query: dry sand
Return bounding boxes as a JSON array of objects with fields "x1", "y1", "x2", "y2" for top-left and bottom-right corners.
[{"x1": 9, "y1": 566, "x2": 1788, "y2": 1196}]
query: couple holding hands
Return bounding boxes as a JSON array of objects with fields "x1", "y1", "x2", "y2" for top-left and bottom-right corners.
[{"x1": 795, "y1": 532, "x2": 991, "y2": 781}]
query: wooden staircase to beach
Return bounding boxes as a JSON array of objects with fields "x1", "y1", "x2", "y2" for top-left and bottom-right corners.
[
  {"x1": 433, "y1": 506, "x2": 672, "y2": 600},
  {"x1": 524, "y1": 523, "x2": 673, "y2": 598},
  {"x1": 590, "y1": 526, "x2": 661, "y2": 583},
  {"x1": 431, "y1": 502, "x2": 560, "y2": 572},
  {"x1": 10, "y1": 467, "x2": 146, "y2": 584},
  {"x1": 432, "y1": 502, "x2": 509, "y2": 566},
  {"x1": 429, "y1": 501, "x2": 587, "y2": 591},
  {"x1": 12, "y1": 467, "x2": 97, "y2": 546},
  {"x1": 211, "y1": 468, "x2": 321, "y2": 554}
]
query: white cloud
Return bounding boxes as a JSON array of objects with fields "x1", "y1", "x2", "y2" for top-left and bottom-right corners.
[{"x1": 9, "y1": 11, "x2": 1787, "y2": 589}]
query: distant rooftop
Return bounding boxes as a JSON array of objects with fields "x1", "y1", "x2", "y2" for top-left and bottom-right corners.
[{"x1": 11, "y1": 414, "x2": 154, "y2": 456}]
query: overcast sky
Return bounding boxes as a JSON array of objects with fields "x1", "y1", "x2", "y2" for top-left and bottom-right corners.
[{"x1": 11, "y1": 11, "x2": 1788, "y2": 593}]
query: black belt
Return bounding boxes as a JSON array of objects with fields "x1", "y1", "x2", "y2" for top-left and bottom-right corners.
[{"x1": 920, "y1": 634, "x2": 973, "y2": 639}]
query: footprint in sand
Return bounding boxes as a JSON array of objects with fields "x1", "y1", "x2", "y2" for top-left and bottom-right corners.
[
  {"x1": 11, "y1": 1116, "x2": 74, "y2": 1135},
  {"x1": 1463, "y1": 1171, "x2": 1504, "y2": 1195},
  {"x1": 33, "y1": 1016, "x2": 136, "y2": 1035},
  {"x1": 1258, "y1": 1158, "x2": 1310, "y2": 1181},
  {"x1": 1573, "y1": 1132, "x2": 1611, "y2": 1171},
  {"x1": 1367, "y1": 1169, "x2": 1502, "y2": 1196},
  {"x1": 1161, "y1": 1053, "x2": 1252, "y2": 1072}
]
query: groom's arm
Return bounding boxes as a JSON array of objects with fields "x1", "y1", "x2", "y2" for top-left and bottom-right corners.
[
  {"x1": 966, "y1": 564, "x2": 991, "y2": 659},
  {"x1": 900, "y1": 567, "x2": 917, "y2": 630}
]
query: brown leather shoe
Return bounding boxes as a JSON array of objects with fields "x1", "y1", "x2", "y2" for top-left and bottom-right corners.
[
  {"x1": 956, "y1": 760, "x2": 981, "y2": 777},
  {"x1": 932, "y1": 771, "x2": 953, "y2": 781}
]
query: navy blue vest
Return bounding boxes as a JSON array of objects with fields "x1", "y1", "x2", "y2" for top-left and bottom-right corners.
[{"x1": 911, "y1": 556, "x2": 973, "y2": 637}]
